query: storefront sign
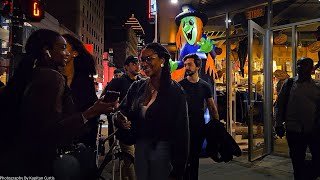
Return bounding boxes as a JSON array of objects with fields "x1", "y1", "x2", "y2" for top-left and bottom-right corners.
[{"x1": 246, "y1": 7, "x2": 265, "y2": 20}]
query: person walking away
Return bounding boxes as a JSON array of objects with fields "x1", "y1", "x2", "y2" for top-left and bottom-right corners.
[
  {"x1": 275, "y1": 57, "x2": 320, "y2": 180},
  {"x1": 101, "y1": 55, "x2": 140, "y2": 180},
  {"x1": 179, "y1": 53, "x2": 219, "y2": 180}
]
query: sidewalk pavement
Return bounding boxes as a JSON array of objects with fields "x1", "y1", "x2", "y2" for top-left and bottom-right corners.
[
  {"x1": 99, "y1": 155, "x2": 293, "y2": 180},
  {"x1": 199, "y1": 155, "x2": 293, "y2": 180}
]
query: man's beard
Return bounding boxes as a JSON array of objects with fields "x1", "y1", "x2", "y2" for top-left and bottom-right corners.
[{"x1": 185, "y1": 70, "x2": 195, "y2": 76}]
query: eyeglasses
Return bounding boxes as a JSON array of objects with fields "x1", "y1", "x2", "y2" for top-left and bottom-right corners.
[{"x1": 139, "y1": 54, "x2": 158, "y2": 64}]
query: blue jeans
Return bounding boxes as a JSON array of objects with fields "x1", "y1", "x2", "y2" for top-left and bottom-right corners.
[{"x1": 135, "y1": 140, "x2": 172, "y2": 180}]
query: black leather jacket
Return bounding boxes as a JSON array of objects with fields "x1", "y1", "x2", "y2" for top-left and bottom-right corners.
[{"x1": 118, "y1": 78, "x2": 190, "y2": 179}]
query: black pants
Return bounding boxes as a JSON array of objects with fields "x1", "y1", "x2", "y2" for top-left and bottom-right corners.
[
  {"x1": 286, "y1": 131, "x2": 320, "y2": 180},
  {"x1": 184, "y1": 134, "x2": 205, "y2": 180}
]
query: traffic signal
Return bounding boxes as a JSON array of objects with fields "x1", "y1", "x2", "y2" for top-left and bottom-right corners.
[{"x1": 20, "y1": 0, "x2": 45, "y2": 22}]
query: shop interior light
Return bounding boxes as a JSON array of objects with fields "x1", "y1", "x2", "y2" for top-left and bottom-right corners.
[{"x1": 171, "y1": 0, "x2": 178, "y2": 4}]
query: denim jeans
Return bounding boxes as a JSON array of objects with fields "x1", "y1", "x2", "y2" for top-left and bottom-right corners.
[{"x1": 135, "y1": 140, "x2": 172, "y2": 180}]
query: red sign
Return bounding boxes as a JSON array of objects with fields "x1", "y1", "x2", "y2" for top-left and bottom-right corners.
[
  {"x1": 84, "y1": 44, "x2": 93, "y2": 54},
  {"x1": 246, "y1": 7, "x2": 265, "y2": 19}
]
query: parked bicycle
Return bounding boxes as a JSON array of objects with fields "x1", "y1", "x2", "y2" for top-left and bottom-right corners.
[{"x1": 96, "y1": 119, "x2": 133, "y2": 180}]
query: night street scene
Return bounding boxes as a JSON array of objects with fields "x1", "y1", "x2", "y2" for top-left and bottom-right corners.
[{"x1": 0, "y1": 0, "x2": 320, "y2": 179}]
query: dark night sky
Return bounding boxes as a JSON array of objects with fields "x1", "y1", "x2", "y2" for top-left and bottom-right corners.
[{"x1": 105, "y1": 0, "x2": 154, "y2": 43}]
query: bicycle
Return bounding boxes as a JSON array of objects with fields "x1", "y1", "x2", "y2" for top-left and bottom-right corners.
[{"x1": 96, "y1": 119, "x2": 130, "y2": 180}]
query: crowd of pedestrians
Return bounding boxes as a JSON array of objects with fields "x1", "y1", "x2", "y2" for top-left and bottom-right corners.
[{"x1": 0, "y1": 28, "x2": 319, "y2": 180}]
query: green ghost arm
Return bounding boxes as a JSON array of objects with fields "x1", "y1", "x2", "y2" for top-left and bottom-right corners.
[{"x1": 197, "y1": 37, "x2": 213, "y2": 53}]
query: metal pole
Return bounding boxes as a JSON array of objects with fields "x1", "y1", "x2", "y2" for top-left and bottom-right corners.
[
  {"x1": 248, "y1": 20, "x2": 253, "y2": 161},
  {"x1": 153, "y1": 0, "x2": 158, "y2": 43},
  {"x1": 154, "y1": 11, "x2": 157, "y2": 43},
  {"x1": 8, "y1": 0, "x2": 23, "y2": 79},
  {"x1": 265, "y1": 0, "x2": 273, "y2": 155},
  {"x1": 292, "y1": 25, "x2": 297, "y2": 76},
  {"x1": 225, "y1": 13, "x2": 232, "y2": 134}
]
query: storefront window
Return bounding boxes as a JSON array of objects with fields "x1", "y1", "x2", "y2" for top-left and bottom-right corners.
[
  {"x1": 0, "y1": 15, "x2": 10, "y2": 85},
  {"x1": 272, "y1": 28, "x2": 292, "y2": 156},
  {"x1": 229, "y1": 37, "x2": 251, "y2": 153},
  {"x1": 200, "y1": 1, "x2": 319, "y2": 158},
  {"x1": 297, "y1": 22, "x2": 320, "y2": 62},
  {"x1": 229, "y1": 5, "x2": 267, "y2": 37},
  {"x1": 204, "y1": 15, "x2": 226, "y2": 39}
]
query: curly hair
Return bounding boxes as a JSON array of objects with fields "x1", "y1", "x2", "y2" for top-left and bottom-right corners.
[{"x1": 62, "y1": 34, "x2": 96, "y2": 76}]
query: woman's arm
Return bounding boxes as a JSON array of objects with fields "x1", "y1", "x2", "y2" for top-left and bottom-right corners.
[{"x1": 25, "y1": 69, "x2": 114, "y2": 145}]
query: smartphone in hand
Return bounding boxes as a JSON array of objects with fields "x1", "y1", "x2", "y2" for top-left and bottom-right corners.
[{"x1": 103, "y1": 91, "x2": 120, "y2": 103}]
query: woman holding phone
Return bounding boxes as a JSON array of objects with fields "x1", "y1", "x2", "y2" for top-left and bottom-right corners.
[
  {"x1": 115, "y1": 43, "x2": 189, "y2": 180},
  {"x1": 0, "y1": 29, "x2": 117, "y2": 176}
]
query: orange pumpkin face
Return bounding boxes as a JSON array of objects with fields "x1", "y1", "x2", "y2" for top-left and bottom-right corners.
[
  {"x1": 308, "y1": 41, "x2": 320, "y2": 53},
  {"x1": 274, "y1": 34, "x2": 288, "y2": 45}
]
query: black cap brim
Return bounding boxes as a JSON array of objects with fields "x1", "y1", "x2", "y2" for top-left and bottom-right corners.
[{"x1": 124, "y1": 56, "x2": 138, "y2": 65}]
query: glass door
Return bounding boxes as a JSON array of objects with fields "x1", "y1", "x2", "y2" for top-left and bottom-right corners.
[{"x1": 248, "y1": 20, "x2": 267, "y2": 161}]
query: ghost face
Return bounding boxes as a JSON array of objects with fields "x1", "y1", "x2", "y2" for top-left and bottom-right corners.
[{"x1": 181, "y1": 16, "x2": 198, "y2": 45}]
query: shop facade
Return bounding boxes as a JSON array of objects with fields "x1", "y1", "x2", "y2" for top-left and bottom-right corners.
[
  {"x1": 203, "y1": 0, "x2": 320, "y2": 161},
  {"x1": 0, "y1": 15, "x2": 10, "y2": 84}
]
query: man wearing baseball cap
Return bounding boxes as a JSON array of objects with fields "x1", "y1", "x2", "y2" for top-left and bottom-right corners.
[{"x1": 101, "y1": 55, "x2": 140, "y2": 180}]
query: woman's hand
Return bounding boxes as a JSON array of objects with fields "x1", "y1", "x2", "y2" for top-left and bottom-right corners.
[
  {"x1": 83, "y1": 99, "x2": 119, "y2": 119},
  {"x1": 114, "y1": 111, "x2": 131, "y2": 129},
  {"x1": 93, "y1": 98, "x2": 119, "y2": 114}
]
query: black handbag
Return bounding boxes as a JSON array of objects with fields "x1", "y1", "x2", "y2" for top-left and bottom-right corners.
[{"x1": 53, "y1": 143, "x2": 97, "y2": 180}]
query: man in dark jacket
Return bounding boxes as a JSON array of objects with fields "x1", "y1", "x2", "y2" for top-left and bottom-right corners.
[
  {"x1": 179, "y1": 53, "x2": 219, "y2": 180},
  {"x1": 101, "y1": 55, "x2": 140, "y2": 180},
  {"x1": 275, "y1": 57, "x2": 320, "y2": 180}
]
